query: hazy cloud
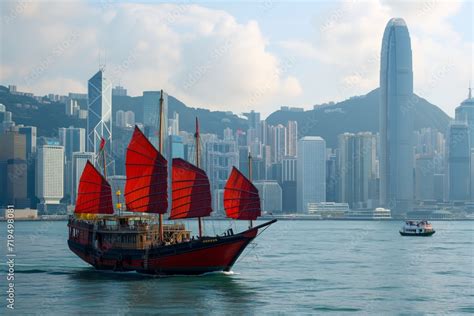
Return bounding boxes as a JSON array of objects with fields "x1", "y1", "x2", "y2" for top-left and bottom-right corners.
[
  {"x1": 280, "y1": 0, "x2": 472, "y2": 114},
  {"x1": 0, "y1": 1, "x2": 302, "y2": 115}
]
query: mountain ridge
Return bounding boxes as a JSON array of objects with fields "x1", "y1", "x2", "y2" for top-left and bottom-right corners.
[{"x1": 0, "y1": 85, "x2": 451, "y2": 148}]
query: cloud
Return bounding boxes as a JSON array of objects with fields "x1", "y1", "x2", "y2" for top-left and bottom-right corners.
[
  {"x1": 0, "y1": 1, "x2": 301, "y2": 116},
  {"x1": 280, "y1": 0, "x2": 472, "y2": 115}
]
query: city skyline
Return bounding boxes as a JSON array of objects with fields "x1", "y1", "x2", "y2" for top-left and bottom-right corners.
[
  {"x1": 0, "y1": 1, "x2": 471, "y2": 117},
  {"x1": 0, "y1": 2, "x2": 473, "y2": 315},
  {"x1": 0, "y1": 3, "x2": 473, "y2": 220}
]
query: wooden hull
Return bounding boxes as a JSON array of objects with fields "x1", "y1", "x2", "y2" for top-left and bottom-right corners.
[{"x1": 68, "y1": 220, "x2": 275, "y2": 275}]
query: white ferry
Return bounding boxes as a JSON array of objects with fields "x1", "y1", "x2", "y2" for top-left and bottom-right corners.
[{"x1": 399, "y1": 220, "x2": 435, "y2": 237}]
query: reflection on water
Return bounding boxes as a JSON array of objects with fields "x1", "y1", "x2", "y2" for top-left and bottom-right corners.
[{"x1": 68, "y1": 268, "x2": 258, "y2": 314}]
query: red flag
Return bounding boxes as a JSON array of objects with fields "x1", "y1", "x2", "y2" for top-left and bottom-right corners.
[{"x1": 100, "y1": 138, "x2": 106, "y2": 150}]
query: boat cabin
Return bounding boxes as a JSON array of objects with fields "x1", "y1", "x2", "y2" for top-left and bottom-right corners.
[{"x1": 69, "y1": 215, "x2": 191, "y2": 250}]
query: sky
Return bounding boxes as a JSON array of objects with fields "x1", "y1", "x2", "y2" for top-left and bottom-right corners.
[{"x1": 0, "y1": 0, "x2": 472, "y2": 118}]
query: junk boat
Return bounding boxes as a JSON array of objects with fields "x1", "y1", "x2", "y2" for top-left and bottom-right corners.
[
  {"x1": 68, "y1": 91, "x2": 276, "y2": 275},
  {"x1": 399, "y1": 220, "x2": 435, "y2": 237}
]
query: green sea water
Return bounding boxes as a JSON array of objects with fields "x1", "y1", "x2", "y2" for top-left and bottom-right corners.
[{"x1": 0, "y1": 220, "x2": 473, "y2": 314}]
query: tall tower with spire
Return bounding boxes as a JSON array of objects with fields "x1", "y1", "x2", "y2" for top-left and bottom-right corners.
[
  {"x1": 87, "y1": 69, "x2": 113, "y2": 171},
  {"x1": 455, "y1": 85, "x2": 474, "y2": 148},
  {"x1": 379, "y1": 18, "x2": 414, "y2": 215}
]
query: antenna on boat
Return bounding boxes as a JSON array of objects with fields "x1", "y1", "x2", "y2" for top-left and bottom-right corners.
[
  {"x1": 248, "y1": 151, "x2": 253, "y2": 229},
  {"x1": 195, "y1": 117, "x2": 203, "y2": 238},
  {"x1": 158, "y1": 90, "x2": 165, "y2": 242}
]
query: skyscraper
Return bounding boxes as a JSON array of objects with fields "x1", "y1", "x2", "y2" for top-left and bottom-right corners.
[
  {"x1": 446, "y1": 122, "x2": 470, "y2": 201},
  {"x1": 124, "y1": 111, "x2": 135, "y2": 128},
  {"x1": 87, "y1": 69, "x2": 112, "y2": 166},
  {"x1": 415, "y1": 155, "x2": 435, "y2": 201},
  {"x1": 269, "y1": 124, "x2": 287, "y2": 163},
  {"x1": 18, "y1": 126, "x2": 37, "y2": 157},
  {"x1": 354, "y1": 132, "x2": 377, "y2": 208},
  {"x1": 337, "y1": 132, "x2": 376, "y2": 209},
  {"x1": 116, "y1": 110, "x2": 125, "y2": 127},
  {"x1": 36, "y1": 145, "x2": 64, "y2": 213},
  {"x1": 455, "y1": 87, "x2": 474, "y2": 148},
  {"x1": 379, "y1": 18, "x2": 414, "y2": 214},
  {"x1": 282, "y1": 156, "x2": 297, "y2": 212},
  {"x1": 254, "y1": 180, "x2": 282, "y2": 213},
  {"x1": 287, "y1": 121, "x2": 298, "y2": 157},
  {"x1": 71, "y1": 152, "x2": 95, "y2": 205},
  {"x1": 170, "y1": 135, "x2": 184, "y2": 159},
  {"x1": 0, "y1": 131, "x2": 29, "y2": 208},
  {"x1": 338, "y1": 133, "x2": 355, "y2": 207},
  {"x1": 59, "y1": 126, "x2": 86, "y2": 202},
  {"x1": 203, "y1": 138, "x2": 238, "y2": 213},
  {"x1": 59, "y1": 127, "x2": 86, "y2": 162},
  {"x1": 169, "y1": 111, "x2": 179, "y2": 136},
  {"x1": 18, "y1": 126, "x2": 37, "y2": 208},
  {"x1": 297, "y1": 136, "x2": 326, "y2": 213}
]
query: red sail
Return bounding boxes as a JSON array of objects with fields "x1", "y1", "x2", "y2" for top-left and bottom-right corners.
[
  {"x1": 124, "y1": 126, "x2": 168, "y2": 213},
  {"x1": 170, "y1": 158, "x2": 212, "y2": 219},
  {"x1": 224, "y1": 167, "x2": 261, "y2": 220},
  {"x1": 75, "y1": 161, "x2": 113, "y2": 214}
]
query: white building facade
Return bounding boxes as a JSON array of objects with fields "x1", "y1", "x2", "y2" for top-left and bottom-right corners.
[{"x1": 297, "y1": 136, "x2": 326, "y2": 213}]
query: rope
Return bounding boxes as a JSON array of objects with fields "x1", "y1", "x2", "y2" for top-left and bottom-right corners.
[{"x1": 234, "y1": 223, "x2": 272, "y2": 265}]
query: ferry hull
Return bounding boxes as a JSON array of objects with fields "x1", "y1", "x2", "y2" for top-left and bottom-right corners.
[
  {"x1": 399, "y1": 231, "x2": 435, "y2": 237},
  {"x1": 68, "y1": 220, "x2": 274, "y2": 275}
]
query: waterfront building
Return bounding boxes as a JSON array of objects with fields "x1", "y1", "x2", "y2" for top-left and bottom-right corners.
[
  {"x1": 281, "y1": 157, "x2": 297, "y2": 212},
  {"x1": 0, "y1": 131, "x2": 29, "y2": 208},
  {"x1": 18, "y1": 125, "x2": 37, "y2": 208},
  {"x1": 254, "y1": 180, "x2": 283, "y2": 214},
  {"x1": 446, "y1": 121, "x2": 470, "y2": 201},
  {"x1": 337, "y1": 132, "x2": 377, "y2": 209},
  {"x1": 203, "y1": 138, "x2": 238, "y2": 213},
  {"x1": 415, "y1": 155, "x2": 435, "y2": 201},
  {"x1": 326, "y1": 151, "x2": 338, "y2": 202},
  {"x1": 307, "y1": 202, "x2": 349, "y2": 218},
  {"x1": 36, "y1": 145, "x2": 64, "y2": 213},
  {"x1": 297, "y1": 136, "x2": 326, "y2": 213}
]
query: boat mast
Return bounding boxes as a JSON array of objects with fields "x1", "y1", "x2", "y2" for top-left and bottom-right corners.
[
  {"x1": 158, "y1": 90, "x2": 164, "y2": 242},
  {"x1": 248, "y1": 151, "x2": 253, "y2": 228},
  {"x1": 195, "y1": 117, "x2": 203, "y2": 238}
]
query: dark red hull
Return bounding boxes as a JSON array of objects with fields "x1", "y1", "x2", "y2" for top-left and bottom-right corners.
[{"x1": 68, "y1": 220, "x2": 275, "y2": 275}]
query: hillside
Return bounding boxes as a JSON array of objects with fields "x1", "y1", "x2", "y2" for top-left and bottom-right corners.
[
  {"x1": 0, "y1": 86, "x2": 247, "y2": 137},
  {"x1": 266, "y1": 88, "x2": 452, "y2": 148},
  {"x1": 0, "y1": 86, "x2": 85, "y2": 137},
  {"x1": 0, "y1": 86, "x2": 451, "y2": 146}
]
